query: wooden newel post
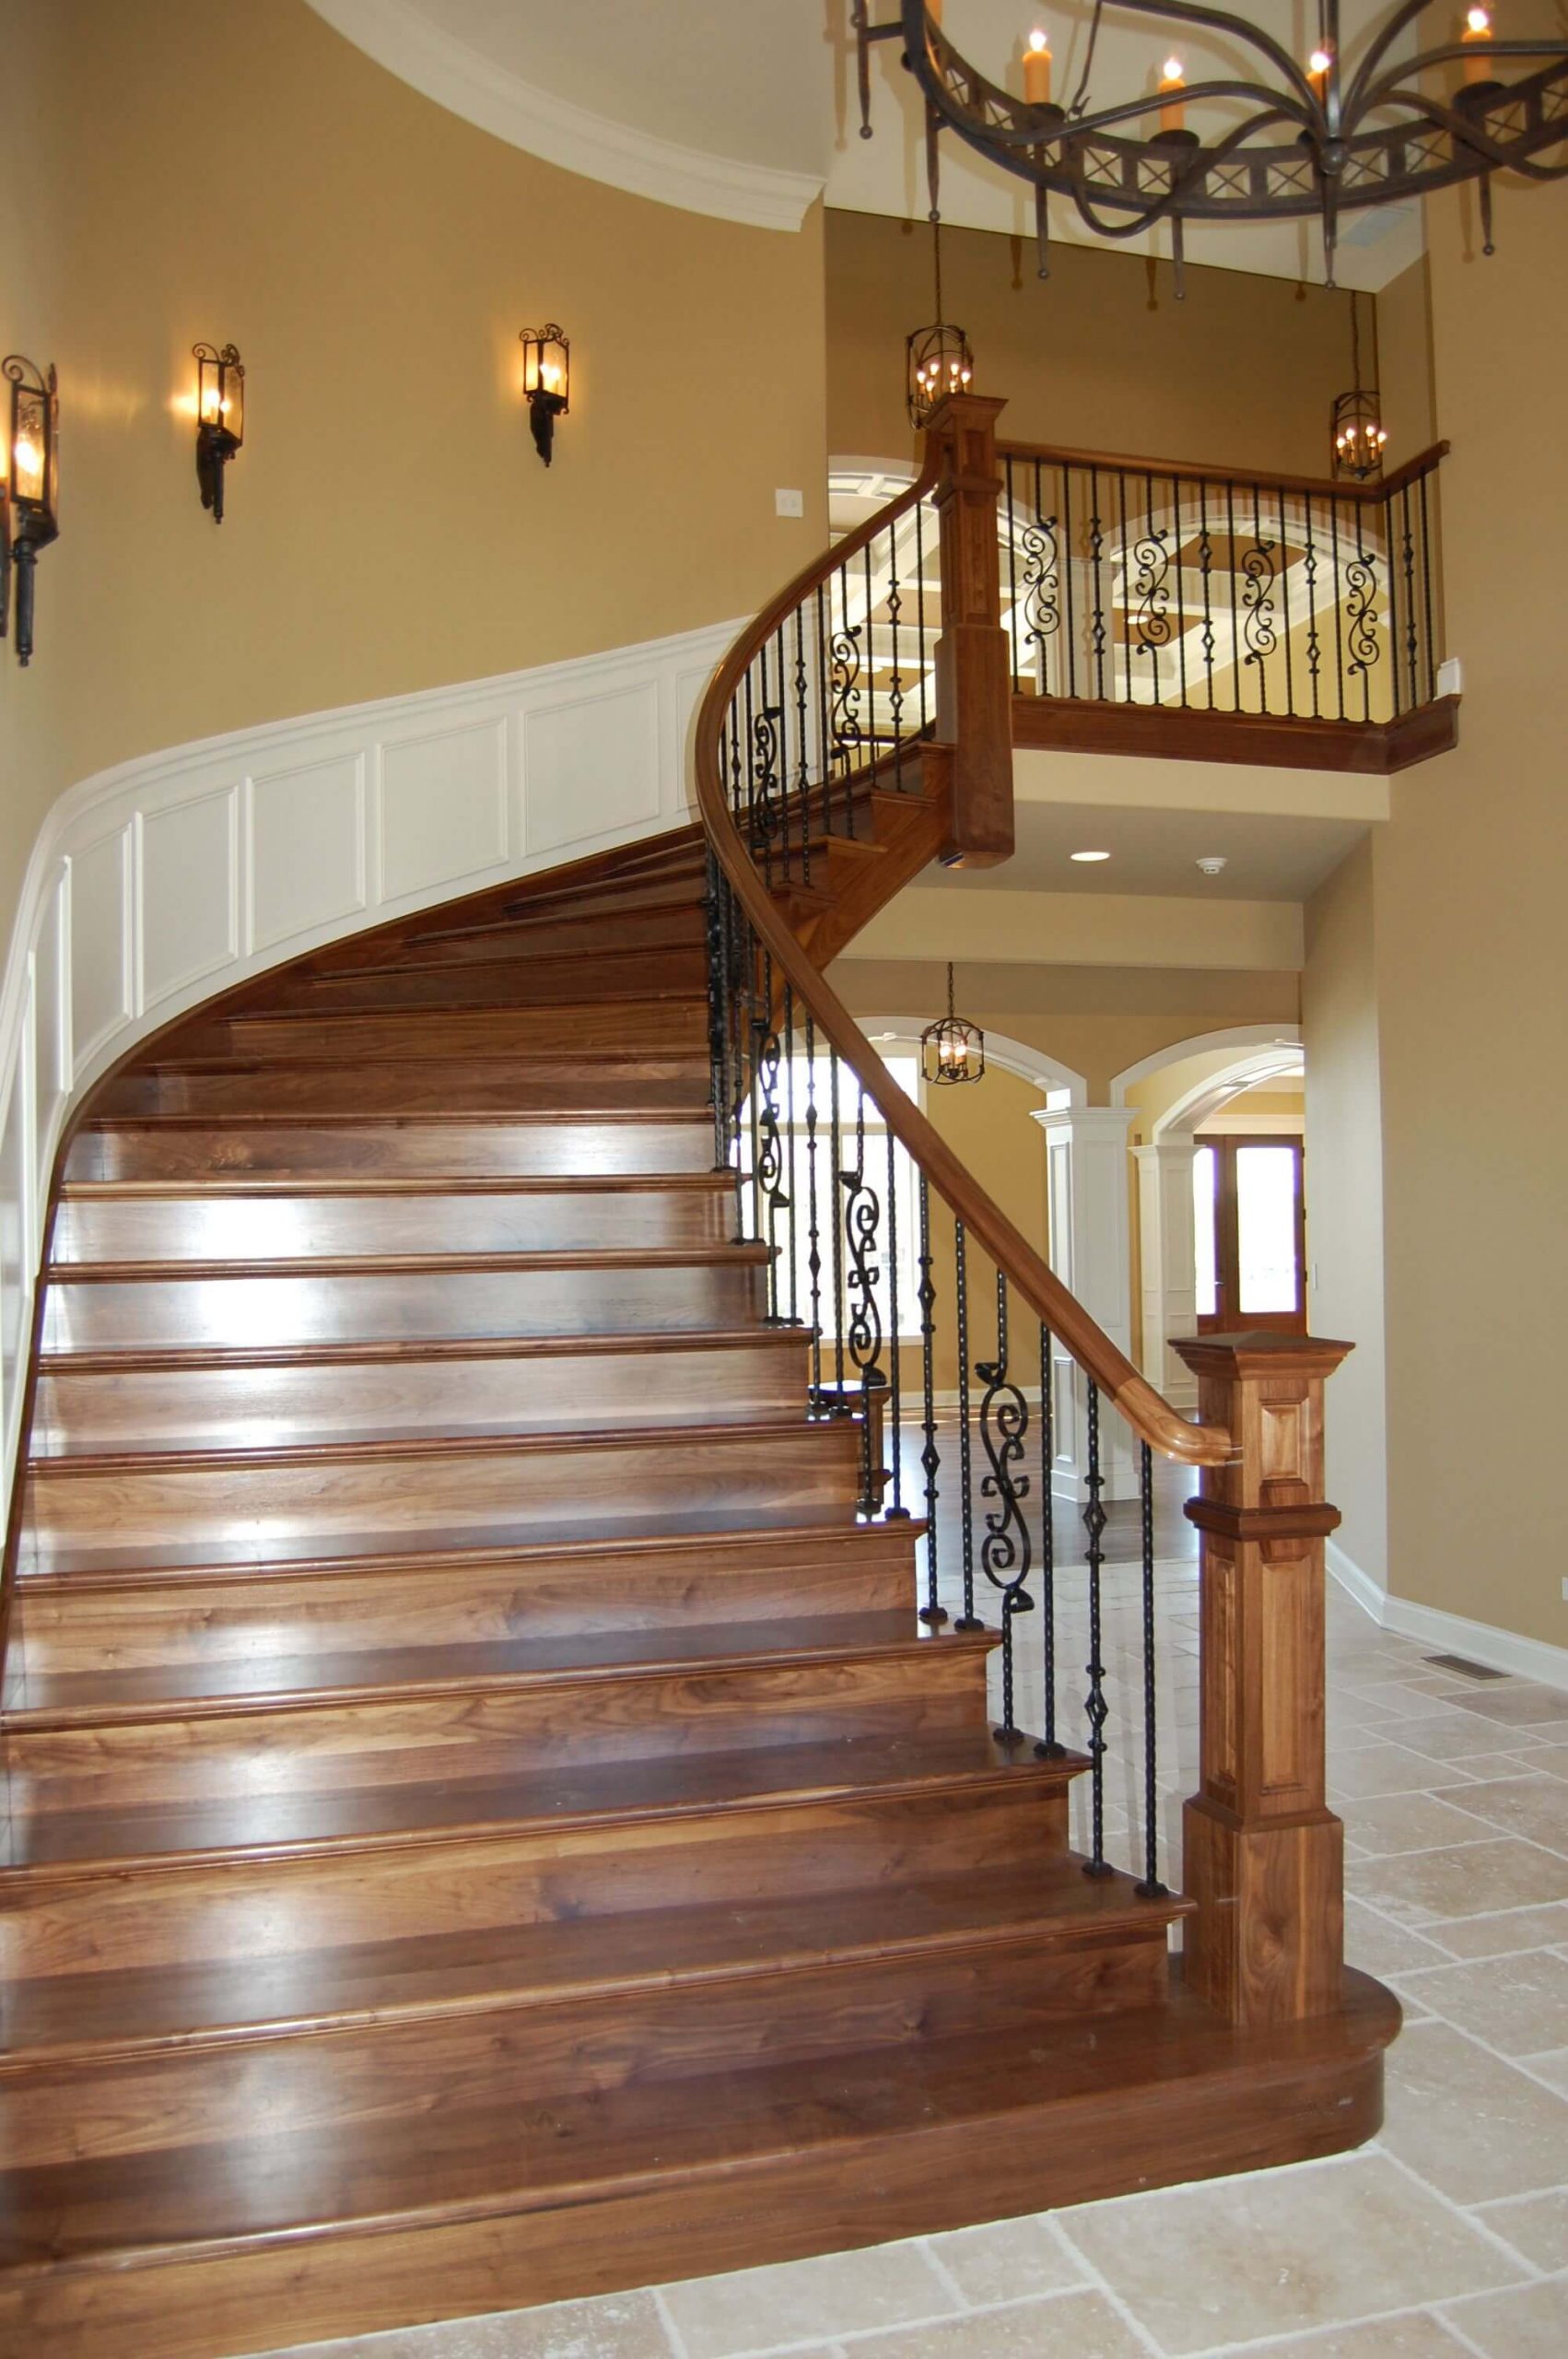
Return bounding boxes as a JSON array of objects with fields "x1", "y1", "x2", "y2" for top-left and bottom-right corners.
[
  {"x1": 925, "y1": 392, "x2": 1014, "y2": 868},
  {"x1": 1174, "y1": 1331, "x2": 1353, "y2": 2027}
]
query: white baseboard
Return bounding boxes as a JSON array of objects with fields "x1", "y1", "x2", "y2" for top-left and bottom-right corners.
[{"x1": 1327, "y1": 1540, "x2": 1568, "y2": 1691}]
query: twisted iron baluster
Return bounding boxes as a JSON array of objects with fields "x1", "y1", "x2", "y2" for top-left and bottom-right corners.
[
  {"x1": 793, "y1": 604, "x2": 812, "y2": 888},
  {"x1": 1172, "y1": 471, "x2": 1188, "y2": 709},
  {"x1": 804, "y1": 1013, "x2": 823, "y2": 1405},
  {"x1": 1225, "y1": 483, "x2": 1243, "y2": 711},
  {"x1": 1400, "y1": 482, "x2": 1420, "y2": 716},
  {"x1": 1082, "y1": 1380, "x2": 1111, "y2": 1876},
  {"x1": 917, "y1": 1174, "x2": 945, "y2": 1625},
  {"x1": 753, "y1": 955, "x2": 788, "y2": 1320},
  {"x1": 1034, "y1": 1321, "x2": 1063, "y2": 1758},
  {"x1": 841, "y1": 1094, "x2": 885, "y2": 1513},
  {"x1": 1330, "y1": 495, "x2": 1348, "y2": 721},
  {"x1": 1117, "y1": 469, "x2": 1134, "y2": 703},
  {"x1": 1005, "y1": 455, "x2": 1021, "y2": 689},
  {"x1": 1136, "y1": 1438, "x2": 1168, "y2": 1898},
  {"x1": 1278, "y1": 487, "x2": 1294, "y2": 716},
  {"x1": 1089, "y1": 465, "x2": 1106, "y2": 701},
  {"x1": 887, "y1": 516, "x2": 906, "y2": 790},
  {"x1": 954, "y1": 1219, "x2": 981, "y2": 1630},
  {"x1": 976, "y1": 1272, "x2": 1033, "y2": 1741},
  {"x1": 783, "y1": 984, "x2": 799, "y2": 1327}
]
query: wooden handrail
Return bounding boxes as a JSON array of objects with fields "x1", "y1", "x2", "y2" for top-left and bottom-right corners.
[
  {"x1": 997, "y1": 435, "x2": 1449, "y2": 508},
  {"x1": 694, "y1": 423, "x2": 1232, "y2": 1470}
]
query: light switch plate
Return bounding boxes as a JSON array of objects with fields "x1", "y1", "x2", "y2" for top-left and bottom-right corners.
[{"x1": 775, "y1": 487, "x2": 804, "y2": 518}]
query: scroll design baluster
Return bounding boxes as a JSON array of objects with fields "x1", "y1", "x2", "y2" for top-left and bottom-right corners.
[
  {"x1": 1082, "y1": 1380, "x2": 1111, "y2": 1876},
  {"x1": 1020, "y1": 506, "x2": 1061, "y2": 694},
  {"x1": 840, "y1": 1096, "x2": 886, "y2": 1512},
  {"x1": 975, "y1": 1272, "x2": 1033, "y2": 1741},
  {"x1": 917, "y1": 1173, "x2": 945, "y2": 1626}
]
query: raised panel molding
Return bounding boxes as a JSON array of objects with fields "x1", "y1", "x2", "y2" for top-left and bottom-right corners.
[{"x1": 0, "y1": 613, "x2": 740, "y2": 1535}]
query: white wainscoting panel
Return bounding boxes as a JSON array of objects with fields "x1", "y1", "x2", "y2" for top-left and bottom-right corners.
[{"x1": 0, "y1": 614, "x2": 739, "y2": 1532}]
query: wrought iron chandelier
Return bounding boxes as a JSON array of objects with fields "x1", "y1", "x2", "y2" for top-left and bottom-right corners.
[
  {"x1": 921, "y1": 963, "x2": 987, "y2": 1086},
  {"x1": 907, "y1": 217, "x2": 975, "y2": 426},
  {"x1": 853, "y1": 3, "x2": 1568, "y2": 291}
]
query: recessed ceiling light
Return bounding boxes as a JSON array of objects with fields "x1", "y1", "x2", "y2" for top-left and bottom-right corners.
[{"x1": 1071, "y1": 849, "x2": 1112, "y2": 863}]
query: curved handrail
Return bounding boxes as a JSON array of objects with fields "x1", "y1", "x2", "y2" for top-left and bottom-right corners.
[
  {"x1": 695, "y1": 456, "x2": 1232, "y2": 1469},
  {"x1": 997, "y1": 435, "x2": 1449, "y2": 507}
]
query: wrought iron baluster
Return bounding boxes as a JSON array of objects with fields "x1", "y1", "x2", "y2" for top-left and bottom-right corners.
[
  {"x1": 841, "y1": 1094, "x2": 885, "y2": 1512},
  {"x1": 1242, "y1": 483, "x2": 1277, "y2": 715},
  {"x1": 1082, "y1": 1379, "x2": 1110, "y2": 1876},
  {"x1": 814, "y1": 581, "x2": 833, "y2": 848},
  {"x1": 1061, "y1": 464, "x2": 1078, "y2": 700},
  {"x1": 1329, "y1": 495, "x2": 1348, "y2": 722},
  {"x1": 1131, "y1": 465, "x2": 1171, "y2": 704},
  {"x1": 704, "y1": 849, "x2": 727, "y2": 1175},
  {"x1": 1400, "y1": 482, "x2": 1420, "y2": 716},
  {"x1": 774, "y1": 625, "x2": 792, "y2": 885},
  {"x1": 885, "y1": 1120, "x2": 907, "y2": 1516},
  {"x1": 976, "y1": 1272, "x2": 1032, "y2": 1740},
  {"x1": 1136, "y1": 1438, "x2": 1167, "y2": 1898},
  {"x1": 1344, "y1": 499, "x2": 1381, "y2": 723},
  {"x1": 1279, "y1": 487, "x2": 1294, "y2": 716},
  {"x1": 887, "y1": 518, "x2": 906, "y2": 791},
  {"x1": 1034, "y1": 1322, "x2": 1063, "y2": 1757},
  {"x1": 915, "y1": 494, "x2": 930, "y2": 739},
  {"x1": 917, "y1": 1174, "x2": 945, "y2": 1625},
  {"x1": 1005, "y1": 454, "x2": 1021, "y2": 690},
  {"x1": 754, "y1": 956, "x2": 788, "y2": 1320},
  {"x1": 954, "y1": 1218, "x2": 980, "y2": 1630},
  {"x1": 1117, "y1": 468, "x2": 1134, "y2": 703},
  {"x1": 804, "y1": 1014, "x2": 823, "y2": 1404},
  {"x1": 783, "y1": 986, "x2": 799, "y2": 1327},
  {"x1": 1419, "y1": 472, "x2": 1437, "y2": 704},
  {"x1": 828, "y1": 1049, "x2": 847, "y2": 1408},
  {"x1": 793, "y1": 604, "x2": 811, "y2": 888},
  {"x1": 1304, "y1": 490, "x2": 1322, "y2": 719},
  {"x1": 1225, "y1": 482, "x2": 1242, "y2": 712},
  {"x1": 860, "y1": 534, "x2": 874, "y2": 814},
  {"x1": 1172, "y1": 472, "x2": 1188, "y2": 709},
  {"x1": 1089, "y1": 464, "x2": 1107, "y2": 702},
  {"x1": 1198, "y1": 476, "x2": 1216, "y2": 709}
]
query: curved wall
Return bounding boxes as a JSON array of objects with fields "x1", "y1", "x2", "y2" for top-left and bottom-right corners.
[{"x1": 0, "y1": 0, "x2": 826, "y2": 945}]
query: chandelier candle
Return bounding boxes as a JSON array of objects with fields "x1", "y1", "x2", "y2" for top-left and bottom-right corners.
[
  {"x1": 1158, "y1": 56, "x2": 1186, "y2": 133},
  {"x1": 1024, "y1": 29, "x2": 1052, "y2": 106}
]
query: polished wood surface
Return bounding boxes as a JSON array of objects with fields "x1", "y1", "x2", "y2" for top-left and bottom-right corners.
[
  {"x1": 0, "y1": 812, "x2": 1383, "y2": 2353},
  {"x1": 1012, "y1": 687, "x2": 1461, "y2": 775}
]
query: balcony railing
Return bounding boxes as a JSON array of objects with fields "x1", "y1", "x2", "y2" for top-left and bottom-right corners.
[{"x1": 998, "y1": 438, "x2": 1451, "y2": 764}]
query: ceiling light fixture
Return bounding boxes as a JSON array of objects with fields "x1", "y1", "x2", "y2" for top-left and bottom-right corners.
[
  {"x1": 906, "y1": 215, "x2": 973, "y2": 428},
  {"x1": 852, "y1": 4, "x2": 1568, "y2": 293},
  {"x1": 920, "y1": 962, "x2": 986, "y2": 1086},
  {"x1": 1071, "y1": 848, "x2": 1112, "y2": 863},
  {"x1": 1196, "y1": 854, "x2": 1228, "y2": 875}
]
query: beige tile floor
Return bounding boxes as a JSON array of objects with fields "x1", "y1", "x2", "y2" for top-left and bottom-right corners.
[{"x1": 262, "y1": 1579, "x2": 1568, "y2": 2359}]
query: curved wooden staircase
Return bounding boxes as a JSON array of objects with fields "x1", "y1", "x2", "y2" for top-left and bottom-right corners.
[{"x1": 0, "y1": 405, "x2": 1397, "y2": 2359}]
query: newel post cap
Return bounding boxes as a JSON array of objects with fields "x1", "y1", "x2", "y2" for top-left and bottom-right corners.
[{"x1": 1173, "y1": 1331, "x2": 1354, "y2": 1384}]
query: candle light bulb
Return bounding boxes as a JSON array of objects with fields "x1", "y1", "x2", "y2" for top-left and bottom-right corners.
[
  {"x1": 1462, "y1": 6, "x2": 1493, "y2": 81},
  {"x1": 1159, "y1": 54, "x2": 1186, "y2": 132},
  {"x1": 1024, "y1": 26, "x2": 1053, "y2": 104},
  {"x1": 1466, "y1": 6, "x2": 1490, "y2": 31}
]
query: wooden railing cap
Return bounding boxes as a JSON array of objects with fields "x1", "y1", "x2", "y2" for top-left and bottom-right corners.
[{"x1": 1174, "y1": 1332, "x2": 1355, "y2": 1380}]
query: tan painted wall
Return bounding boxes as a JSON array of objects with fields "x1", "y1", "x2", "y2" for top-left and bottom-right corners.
[
  {"x1": 1365, "y1": 163, "x2": 1568, "y2": 1651},
  {"x1": 1304, "y1": 838, "x2": 1388, "y2": 1590},
  {"x1": 0, "y1": 0, "x2": 827, "y2": 935},
  {"x1": 833, "y1": 957, "x2": 1301, "y2": 1104},
  {"x1": 826, "y1": 209, "x2": 1357, "y2": 475}
]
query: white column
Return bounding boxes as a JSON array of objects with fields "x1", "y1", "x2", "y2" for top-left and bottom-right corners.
[
  {"x1": 1133, "y1": 1139, "x2": 1199, "y2": 1413},
  {"x1": 1032, "y1": 1106, "x2": 1138, "y2": 1501}
]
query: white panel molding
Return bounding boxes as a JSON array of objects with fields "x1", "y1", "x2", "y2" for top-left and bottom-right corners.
[
  {"x1": 305, "y1": 0, "x2": 823, "y2": 232},
  {"x1": 1328, "y1": 1542, "x2": 1568, "y2": 1693},
  {"x1": 0, "y1": 614, "x2": 740, "y2": 1537}
]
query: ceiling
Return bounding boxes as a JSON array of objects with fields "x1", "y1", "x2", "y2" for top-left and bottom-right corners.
[
  {"x1": 925, "y1": 800, "x2": 1369, "y2": 901},
  {"x1": 309, "y1": 2, "x2": 1424, "y2": 286}
]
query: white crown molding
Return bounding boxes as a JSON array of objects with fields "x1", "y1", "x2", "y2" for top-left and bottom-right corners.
[
  {"x1": 1328, "y1": 1542, "x2": 1568, "y2": 1692},
  {"x1": 306, "y1": 0, "x2": 823, "y2": 232}
]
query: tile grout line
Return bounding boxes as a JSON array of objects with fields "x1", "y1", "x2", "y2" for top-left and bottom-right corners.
[
  {"x1": 652, "y1": 2284, "x2": 695, "y2": 2359},
  {"x1": 1374, "y1": 2142, "x2": 1547, "y2": 2281}
]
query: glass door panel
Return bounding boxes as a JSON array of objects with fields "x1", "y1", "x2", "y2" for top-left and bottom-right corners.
[{"x1": 1236, "y1": 1144, "x2": 1303, "y2": 1318}]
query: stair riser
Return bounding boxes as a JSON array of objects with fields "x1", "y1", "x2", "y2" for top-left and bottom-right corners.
[
  {"x1": 0, "y1": 2034, "x2": 1387, "y2": 2359},
  {"x1": 0, "y1": 1932, "x2": 1166, "y2": 2166},
  {"x1": 0, "y1": 1786, "x2": 1064, "y2": 1977},
  {"x1": 257, "y1": 949, "x2": 710, "y2": 1010},
  {"x1": 41, "y1": 1262, "x2": 765, "y2": 1355},
  {"x1": 198, "y1": 1003, "x2": 708, "y2": 1062},
  {"x1": 95, "y1": 1062, "x2": 711, "y2": 1117},
  {"x1": 8, "y1": 1539, "x2": 914, "y2": 1671},
  {"x1": 385, "y1": 914, "x2": 707, "y2": 968},
  {"x1": 10, "y1": 1650, "x2": 984, "y2": 1805},
  {"x1": 33, "y1": 1340, "x2": 808, "y2": 1457},
  {"x1": 65, "y1": 1118, "x2": 718, "y2": 1183},
  {"x1": 22, "y1": 1428, "x2": 860, "y2": 1551},
  {"x1": 51, "y1": 1186, "x2": 731, "y2": 1266}
]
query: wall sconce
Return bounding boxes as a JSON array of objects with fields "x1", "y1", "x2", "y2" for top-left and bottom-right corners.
[
  {"x1": 1, "y1": 355, "x2": 60, "y2": 669},
  {"x1": 920, "y1": 963, "x2": 986, "y2": 1087},
  {"x1": 193, "y1": 342, "x2": 245, "y2": 522},
  {"x1": 520, "y1": 323, "x2": 569, "y2": 466}
]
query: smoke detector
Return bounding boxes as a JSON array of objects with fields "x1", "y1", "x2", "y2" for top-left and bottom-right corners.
[{"x1": 1195, "y1": 854, "x2": 1228, "y2": 876}]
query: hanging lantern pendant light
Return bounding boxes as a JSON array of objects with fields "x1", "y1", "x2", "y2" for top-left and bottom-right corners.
[
  {"x1": 906, "y1": 217, "x2": 974, "y2": 428},
  {"x1": 1331, "y1": 290, "x2": 1388, "y2": 482},
  {"x1": 921, "y1": 962, "x2": 986, "y2": 1086}
]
